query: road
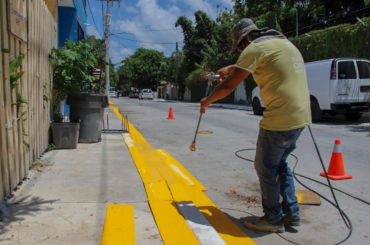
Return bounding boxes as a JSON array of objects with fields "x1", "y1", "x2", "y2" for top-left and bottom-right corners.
[{"x1": 111, "y1": 97, "x2": 370, "y2": 245}]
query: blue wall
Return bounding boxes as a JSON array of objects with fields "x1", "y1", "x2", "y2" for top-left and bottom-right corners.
[
  {"x1": 58, "y1": 1, "x2": 87, "y2": 47},
  {"x1": 58, "y1": 7, "x2": 77, "y2": 46},
  {"x1": 73, "y1": 0, "x2": 87, "y2": 36}
]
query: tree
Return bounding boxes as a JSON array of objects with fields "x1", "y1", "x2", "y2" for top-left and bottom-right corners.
[
  {"x1": 232, "y1": 0, "x2": 370, "y2": 37},
  {"x1": 117, "y1": 48, "x2": 165, "y2": 90},
  {"x1": 87, "y1": 35, "x2": 119, "y2": 92}
]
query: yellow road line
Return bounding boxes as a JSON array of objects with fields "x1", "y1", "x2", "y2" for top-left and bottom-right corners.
[
  {"x1": 101, "y1": 205, "x2": 135, "y2": 245},
  {"x1": 110, "y1": 103, "x2": 255, "y2": 245},
  {"x1": 155, "y1": 149, "x2": 207, "y2": 191}
]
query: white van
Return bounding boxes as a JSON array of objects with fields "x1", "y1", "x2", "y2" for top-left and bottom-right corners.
[{"x1": 251, "y1": 58, "x2": 370, "y2": 121}]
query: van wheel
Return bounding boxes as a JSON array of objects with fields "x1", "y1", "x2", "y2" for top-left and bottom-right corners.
[
  {"x1": 344, "y1": 113, "x2": 362, "y2": 121},
  {"x1": 252, "y1": 98, "x2": 264, "y2": 115},
  {"x1": 310, "y1": 99, "x2": 323, "y2": 122}
]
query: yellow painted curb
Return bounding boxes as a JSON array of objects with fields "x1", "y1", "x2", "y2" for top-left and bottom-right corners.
[{"x1": 101, "y1": 205, "x2": 135, "y2": 245}]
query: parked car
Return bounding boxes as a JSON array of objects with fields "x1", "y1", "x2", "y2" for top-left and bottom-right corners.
[
  {"x1": 251, "y1": 86, "x2": 265, "y2": 116},
  {"x1": 139, "y1": 89, "x2": 154, "y2": 100},
  {"x1": 129, "y1": 91, "x2": 139, "y2": 98},
  {"x1": 118, "y1": 91, "x2": 127, "y2": 97},
  {"x1": 109, "y1": 87, "x2": 118, "y2": 98},
  {"x1": 251, "y1": 58, "x2": 370, "y2": 122}
]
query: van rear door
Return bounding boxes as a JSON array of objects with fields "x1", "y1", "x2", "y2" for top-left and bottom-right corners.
[
  {"x1": 334, "y1": 60, "x2": 358, "y2": 103},
  {"x1": 356, "y1": 60, "x2": 370, "y2": 103}
]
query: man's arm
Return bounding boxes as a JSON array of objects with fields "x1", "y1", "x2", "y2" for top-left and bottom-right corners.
[{"x1": 200, "y1": 66, "x2": 250, "y2": 113}]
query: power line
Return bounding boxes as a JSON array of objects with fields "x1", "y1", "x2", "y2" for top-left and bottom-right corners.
[
  {"x1": 101, "y1": 0, "x2": 104, "y2": 33},
  {"x1": 110, "y1": 28, "x2": 182, "y2": 35},
  {"x1": 283, "y1": 4, "x2": 370, "y2": 35},
  {"x1": 111, "y1": 0, "x2": 128, "y2": 32},
  {"x1": 289, "y1": 17, "x2": 370, "y2": 38},
  {"x1": 112, "y1": 5, "x2": 120, "y2": 32},
  {"x1": 113, "y1": 36, "x2": 184, "y2": 44},
  {"x1": 285, "y1": 10, "x2": 370, "y2": 36},
  {"x1": 111, "y1": 36, "x2": 135, "y2": 53},
  {"x1": 87, "y1": 0, "x2": 102, "y2": 38}
]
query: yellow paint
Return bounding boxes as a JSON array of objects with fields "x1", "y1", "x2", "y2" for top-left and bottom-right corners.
[
  {"x1": 149, "y1": 198, "x2": 201, "y2": 245},
  {"x1": 198, "y1": 131, "x2": 213, "y2": 134},
  {"x1": 110, "y1": 103, "x2": 255, "y2": 245},
  {"x1": 156, "y1": 149, "x2": 207, "y2": 191},
  {"x1": 101, "y1": 205, "x2": 135, "y2": 245}
]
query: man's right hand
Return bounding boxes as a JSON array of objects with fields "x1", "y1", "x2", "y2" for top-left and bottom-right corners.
[{"x1": 216, "y1": 65, "x2": 235, "y2": 82}]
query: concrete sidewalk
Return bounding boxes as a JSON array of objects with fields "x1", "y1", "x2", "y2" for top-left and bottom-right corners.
[{"x1": 0, "y1": 107, "x2": 162, "y2": 244}]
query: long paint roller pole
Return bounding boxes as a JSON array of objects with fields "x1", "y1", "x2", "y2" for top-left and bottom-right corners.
[{"x1": 189, "y1": 73, "x2": 220, "y2": 151}]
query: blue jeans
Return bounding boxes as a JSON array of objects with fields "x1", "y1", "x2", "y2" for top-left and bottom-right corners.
[{"x1": 254, "y1": 127, "x2": 304, "y2": 223}]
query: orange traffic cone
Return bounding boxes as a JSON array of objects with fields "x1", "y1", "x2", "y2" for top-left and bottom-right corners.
[
  {"x1": 167, "y1": 107, "x2": 175, "y2": 119},
  {"x1": 320, "y1": 139, "x2": 352, "y2": 180}
]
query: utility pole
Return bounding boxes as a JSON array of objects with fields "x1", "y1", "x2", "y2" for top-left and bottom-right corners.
[
  {"x1": 102, "y1": 0, "x2": 121, "y2": 98},
  {"x1": 296, "y1": 8, "x2": 298, "y2": 37},
  {"x1": 175, "y1": 42, "x2": 179, "y2": 100},
  {"x1": 105, "y1": 0, "x2": 111, "y2": 98}
]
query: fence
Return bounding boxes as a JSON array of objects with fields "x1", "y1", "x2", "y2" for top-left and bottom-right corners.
[{"x1": 1, "y1": 0, "x2": 57, "y2": 200}]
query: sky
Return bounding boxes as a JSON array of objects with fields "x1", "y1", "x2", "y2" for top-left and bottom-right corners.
[{"x1": 85, "y1": 0, "x2": 234, "y2": 66}]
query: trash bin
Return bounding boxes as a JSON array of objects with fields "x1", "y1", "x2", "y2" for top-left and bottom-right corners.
[
  {"x1": 51, "y1": 122, "x2": 80, "y2": 149},
  {"x1": 164, "y1": 93, "x2": 169, "y2": 100},
  {"x1": 67, "y1": 93, "x2": 109, "y2": 143}
]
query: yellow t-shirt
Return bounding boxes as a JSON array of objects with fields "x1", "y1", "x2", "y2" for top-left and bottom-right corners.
[{"x1": 236, "y1": 37, "x2": 312, "y2": 131}]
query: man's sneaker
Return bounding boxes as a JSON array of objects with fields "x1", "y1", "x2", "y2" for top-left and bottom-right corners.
[
  {"x1": 243, "y1": 216, "x2": 285, "y2": 233},
  {"x1": 284, "y1": 216, "x2": 301, "y2": 227}
]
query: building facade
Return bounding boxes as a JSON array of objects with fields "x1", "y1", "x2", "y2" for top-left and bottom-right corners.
[{"x1": 58, "y1": 0, "x2": 87, "y2": 47}]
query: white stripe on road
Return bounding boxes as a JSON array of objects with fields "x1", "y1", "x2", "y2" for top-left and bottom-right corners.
[{"x1": 177, "y1": 202, "x2": 227, "y2": 245}]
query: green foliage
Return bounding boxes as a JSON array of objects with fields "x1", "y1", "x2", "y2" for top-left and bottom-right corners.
[
  {"x1": 8, "y1": 51, "x2": 28, "y2": 90},
  {"x1": 87, "y1": 35, "x2": 119, "y2": 92},
  {"x1": 14, "y1": 93, "x2": 28, "y2": 107},
  {"x1": 45, "y1": 144, "x2": 56, "y2": 152},
  {"x1": 117, "y1": 48, "x2": 165, "y2": 90},
  {"x1": 10, "y1": 72, "x2": 24, "y2": 89},
  {"x1": 53, "y1": 113, "x2": 64, "y2": 123},
  {"x1": 232, "y1": 0, "x2": 365, "y2": 37},
  {"x1": 175, "y1": 11, "x2": 231, "y2": 72},
  {"x1": 50, "y1": 39, "x2": 98, "y2": 107},
  {"x1": 10, "y1": 52, "x2": 27, "y2": 74},
  {"x1": 185, "y1": 63, "x2": 205, "y2": 86},
  {"x1": 289, "y1": 17, "x2": 370, "y2": 62}
]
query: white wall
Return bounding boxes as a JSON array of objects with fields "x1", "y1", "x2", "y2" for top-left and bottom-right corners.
[
  {"x1": 184, "y1": 87, "x2": 191, "y2": 101},
  {"x1": 235, "y1": 82, "x2": 247, "y2": 103}
]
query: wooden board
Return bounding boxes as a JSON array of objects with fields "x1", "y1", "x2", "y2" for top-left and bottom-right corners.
[{"x1": 297, "y1": 190, "x2": 321, "y2": 205}]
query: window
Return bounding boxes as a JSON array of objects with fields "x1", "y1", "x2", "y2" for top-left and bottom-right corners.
[
  {"x1": 78, "y1": 22, "x2": 85, "y2": 41},
  {"x1": 357, "y1": 61, "x2": 370, "y2": 79},
  {"x1": 337, "y1": 61, "x2": 356, "y2": 79}
]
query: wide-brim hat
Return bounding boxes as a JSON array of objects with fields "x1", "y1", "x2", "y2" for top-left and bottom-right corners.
[{"x1": 229, "y1": 18, "x2": 264, "y2": 54}]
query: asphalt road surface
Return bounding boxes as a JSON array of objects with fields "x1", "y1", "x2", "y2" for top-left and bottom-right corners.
[{"x1": 111, "y1": 97, "x2": 370, "y2": 245}]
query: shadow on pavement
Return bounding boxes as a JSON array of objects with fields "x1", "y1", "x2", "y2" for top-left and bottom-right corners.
[{"x1": 0, "y1": 196, "x2": 60, "y2": 236}]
